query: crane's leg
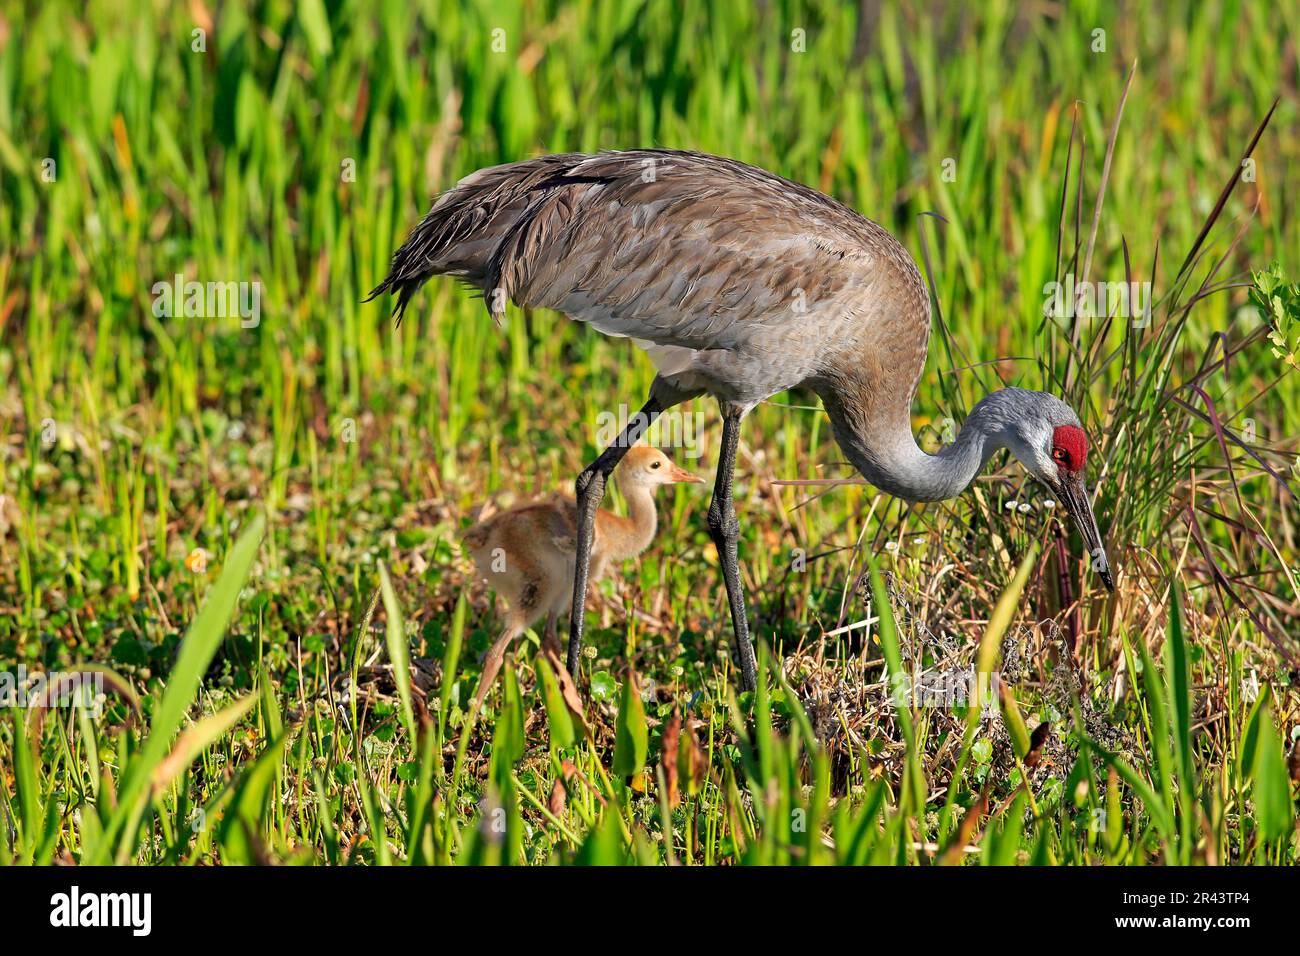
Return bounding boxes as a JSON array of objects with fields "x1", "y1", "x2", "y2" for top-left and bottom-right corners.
[
  {"x1": 567, "y1": 395, "x2": 663, "y2": 676},
  {"x1": 708, "y1": 407, "x2": 758, "y2": 691}
]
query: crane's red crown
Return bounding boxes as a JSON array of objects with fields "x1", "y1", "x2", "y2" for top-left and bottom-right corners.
[{"x1": 1051, "y1": 424, "x2": 1088, "y2": 473}]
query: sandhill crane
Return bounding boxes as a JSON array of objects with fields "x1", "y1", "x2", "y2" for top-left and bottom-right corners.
[
  {"x1": 370, "y1": 149, "x2": 1113, "y2": 693},
  {"x1": 461, "y1": 445, "x2": 703, "y2": 719}
]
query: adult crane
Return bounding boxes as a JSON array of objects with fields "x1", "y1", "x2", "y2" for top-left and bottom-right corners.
[{"x1": 369, "y1": 148, "x2": 1114, "y2": 692}]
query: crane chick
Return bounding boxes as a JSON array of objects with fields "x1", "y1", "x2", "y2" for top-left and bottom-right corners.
[{"x1": 462, "y1": 445, "x2": 703, "y2": 716}]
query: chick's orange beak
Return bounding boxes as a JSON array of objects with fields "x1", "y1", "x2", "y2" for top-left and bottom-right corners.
[{"x1": 668, "y1": 464, "x2": 706, "y2": 484}]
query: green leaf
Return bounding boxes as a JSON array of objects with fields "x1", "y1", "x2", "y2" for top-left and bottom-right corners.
[
  {"x1": 378, "y1": 561, "x2": 416, "y2": 741},
  {"x1": 490, "y1": 663, "x2": 526, "y2": 787},
  {"x1": 574, "y1": 812, "x2": 626, "y2": 865},
  {"x1": 1164, "y1": 588, "x2": 1195, "y2": 807},
  {"x1": 1136, "y1": 628, "x2": 1175, "y2": 824},
  {"x1": 590, "y1": 670, "x2": 616, "y2": 701},
  {"x1": 1238, "y1": 694, "x2": 1266, "y2": 779},
  {"x1": 259, "y1": 664, "x2": 282, "y2": 740},
  {"x1": 1000, "y1": 684, "x2": 1032, "y2": 760},
  {"x1": 10, "y1": 711, "x2": 40, "y2": 864},
  {"x1": 1084, "y1": 739, "x2": 1174, "y2": 842},
  {"x1": 535, "y1": 654, "x2": 576, "y2": 750},
  {"x1": 612, "y1": 670, "x2": 648, "y2": 778},
  {"x1": 87, "y1": 41, "x2": 124, "y2": 137},
  {"x1": 1250, "y1": 702, "x2": 1295, "y2": 843},
  {"x1": 976, "y1": 543, "x2": 1039, "y2": 711},
  {"x1": 866, "y1": 557, "x2": 924, "y2": 814},
  {"x1": 1163, "y1": 588, "x2": 1195, "y2": 860},
  {"x1": 982, "y1": 790, "x2": 1027, "y2": 866},
  {"x1": 234, "y1": 73, "x2": 258, "y2": 152},
  {"x1": 438, "y1": 593, "x2": 467, "y2": 737},
  {"x1": 297, "y1": 0, "x2": 334, "y2": 58}
]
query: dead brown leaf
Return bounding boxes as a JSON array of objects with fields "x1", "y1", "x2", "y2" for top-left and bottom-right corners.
[
  {"x1": 662, "y1": 709, "x2": 681, "y2": 809},
  {"x1": 548, "y1": 776, "x2": 567, "y2": 817},
  {"x1": 1025, "y1": 721, "x2": 1051, "y2": 768}
]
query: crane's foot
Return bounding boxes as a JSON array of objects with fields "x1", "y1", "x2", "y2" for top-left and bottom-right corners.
[{"x1": 708, "y1": 503, "x2": 757, "y2": 691}]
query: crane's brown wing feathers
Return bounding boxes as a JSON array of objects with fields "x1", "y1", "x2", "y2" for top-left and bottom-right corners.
[{"x1": 370, "y1": 149, "x2": 927, "y2": 357}]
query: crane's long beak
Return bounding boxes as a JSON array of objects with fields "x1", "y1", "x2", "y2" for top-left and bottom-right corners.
[{"x1": 1057, "y1": 472, "x2": 1114, "y2": 591}]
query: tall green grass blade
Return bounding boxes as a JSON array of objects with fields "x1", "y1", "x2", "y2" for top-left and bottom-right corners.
[
  {"x1": 151, "y1": 693, "x2": 258, "y2": 797},
  {"x1": 218, "y1": 731, "x2": 291, "y2": 865},
  {"x1": 490, "y1": 663, "x2": 525, "y2": 787},
  {"x1": 1163, "y1": 585, "x2": 1196, "y2": 861},
  {"x1": 865, "y1": 557, "x2": 925, "y2": 816},
  {"x1": 378, "y1": 560, "x2": 415, "y2": 742},
  {"x1": 98, "y1": 511, "x2": 266, "y2": 861},
  {"x1": 438, "y1": 593, "x2": 467, "y2": 743},
  {"x1": 1249, "y1": 702, "x2": 1295, "y2": 845},
  {"x1": 975, "y1": 543, "x2": 1039, "y2": 714},
  {"x1": 9, "y1": 712, "x2": 40, "y2": 865},
  {"x1": 1136, "y1": 626, "x2": 1176, "y2": 827}
]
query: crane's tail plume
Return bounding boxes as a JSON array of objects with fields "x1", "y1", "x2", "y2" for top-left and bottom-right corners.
[
  {"x1": 362, "y1": 181, "x2": 499, "y2": 326},
  {"x1": 365, "y1": 152, "x2": 592, "y2": 325}
]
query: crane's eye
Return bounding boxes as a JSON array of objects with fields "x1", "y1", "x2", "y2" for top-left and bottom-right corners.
[
  {"x1": 650, "y1": 461, "x2": 661, "y2": 469},
  {"x1": 1051, "y1": 447, "x2": 1070, "y2": 466}
]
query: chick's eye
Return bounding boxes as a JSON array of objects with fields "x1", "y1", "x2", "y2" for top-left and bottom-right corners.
[{"x1": 650, "y1": 461, "x2": 661, "y2": 469}]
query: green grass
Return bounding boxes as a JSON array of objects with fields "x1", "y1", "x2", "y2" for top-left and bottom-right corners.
[{"x1": 1, "y1": 0, "x2": 1297, "y2": 865}]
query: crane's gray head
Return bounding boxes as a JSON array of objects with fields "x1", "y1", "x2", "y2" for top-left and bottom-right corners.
[{"x1": 992, "y1": 389, "x2": 1113, "y2": 591}]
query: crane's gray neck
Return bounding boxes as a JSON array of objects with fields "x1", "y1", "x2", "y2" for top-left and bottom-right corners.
[{"x1": 820, "y1": 388, "x2": 1024, "y2": 503}]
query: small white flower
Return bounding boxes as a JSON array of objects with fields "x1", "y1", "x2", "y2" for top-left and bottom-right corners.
[
  {"x1": 1005, "y1": 499, "x2": 1019, "y2": 511},
  {"x1": 1042, "y1": 499, "x2": 1056, "y2": 510},
  {"x1": 1018, "y1": 503, "x2": 1031, "y2": 514},
  {"x1": 885, "y1": 541, "x2": 898, "y2": 552},
  {"x1": 912, "y1": 536, "x2": 925, "y2": 546}
]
